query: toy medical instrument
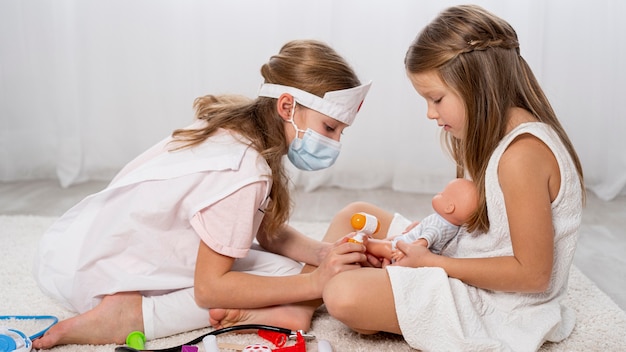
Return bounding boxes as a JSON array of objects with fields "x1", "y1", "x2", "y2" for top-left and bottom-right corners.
[
  {"x1": 348, "y1": 212, "x2": 380, "y2": 244},
  {"x1": 202, "y1": 335, "x2": 218, "y2": 352},
  {"x1": 0, "y1": 315, "x2": 58, "y2": 352},
  {"x1": 114, "y1": 324, "x2": 332, "y2": 352},
  {"x1": 126, "y1": 331, "x2": 146, "y2": 350}
]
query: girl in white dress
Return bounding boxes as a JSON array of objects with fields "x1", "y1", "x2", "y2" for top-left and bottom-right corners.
[{"x1": 322, "y1": 5, "x2": 585, "y2": 351}]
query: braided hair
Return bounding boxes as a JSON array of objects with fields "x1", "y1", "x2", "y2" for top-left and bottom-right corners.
[{"x1": 405, "y1": 5, "x2": 584, "y2": 233}]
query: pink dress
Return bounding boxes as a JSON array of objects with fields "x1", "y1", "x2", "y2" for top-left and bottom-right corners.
[{"x1": 35, "y1": 124, "x2": 277, "y2": 314}]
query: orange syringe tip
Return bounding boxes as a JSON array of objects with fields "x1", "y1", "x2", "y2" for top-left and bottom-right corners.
[{"x1": 350, "y1": 213, "x2": 366, "y2": 230}]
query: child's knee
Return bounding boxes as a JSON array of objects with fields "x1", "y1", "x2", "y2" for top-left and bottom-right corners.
[
  {"x1": 323, "y1": 273, "x2": 359, "y2": 320},
  {"x1": 338, "y1": 201, "x2": 376, "y2": 216}
]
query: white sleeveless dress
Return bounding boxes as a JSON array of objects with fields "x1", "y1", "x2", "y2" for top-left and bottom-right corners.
[{"x1": 386, "y1": 122, "x2": 582, "y2": 351}]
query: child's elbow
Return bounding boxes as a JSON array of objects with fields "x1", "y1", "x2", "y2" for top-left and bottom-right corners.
[
  {"x1": 527, "y1": 271, "x2": 552, "y2": 293},
  {"x1": 194, "y1": 283, "x2": 215, "y2": 308},
  {"x1": 531, "y1": 280, "x2": 550, "y2": 293}
]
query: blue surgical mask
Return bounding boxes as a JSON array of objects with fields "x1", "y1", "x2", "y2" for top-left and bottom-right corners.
[{"x1": 287, "y1": 102, "x2": 342, "y2": 171}]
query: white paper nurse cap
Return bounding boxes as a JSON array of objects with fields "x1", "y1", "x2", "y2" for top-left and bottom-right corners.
[{"x1": 257, "y1": 81, "x2": 372, "y2": 126}]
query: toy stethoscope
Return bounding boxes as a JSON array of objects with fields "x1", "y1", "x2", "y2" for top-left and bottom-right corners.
[
  {"x1": 115, "y1": 324, "x2": 332, "y2": 352},
  {"x1": 0, "y1": 315, "x2": 58, "y2": 352}
]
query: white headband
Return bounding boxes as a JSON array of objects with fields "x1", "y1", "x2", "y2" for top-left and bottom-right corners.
[{"x1": 257, "y1": 81, "x2": 372, "y2": 125}]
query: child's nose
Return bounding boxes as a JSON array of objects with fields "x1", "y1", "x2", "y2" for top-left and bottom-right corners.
[{"x1": 426, "y1": 106, "x2": 438, "y2": 120}]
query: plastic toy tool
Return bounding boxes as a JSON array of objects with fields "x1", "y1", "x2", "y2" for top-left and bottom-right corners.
[
  {"x1": 0, "y1": 315, "x2": 59, "y2": 352},
  {"x1": 115, "y1": 325, "x2": 321, "y2": 352},
  {"x1": 126, "y1": 331, "x2": 146, "y2": 350},
  {"x1": 348, "y1": 212, "x2": 380, "y2": 244}
]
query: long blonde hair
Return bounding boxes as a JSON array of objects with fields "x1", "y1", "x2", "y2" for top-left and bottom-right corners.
[
  {"x1": 405, "y1": 5, "x2": 585, "y2": 232},
  {"x1": 171, "y1": 40, "x2": 361, "y2": 237}
]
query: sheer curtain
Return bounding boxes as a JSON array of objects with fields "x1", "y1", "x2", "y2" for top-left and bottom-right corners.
[{"x1": 1, "y1": 0, "x2": 624, "y2": 200}]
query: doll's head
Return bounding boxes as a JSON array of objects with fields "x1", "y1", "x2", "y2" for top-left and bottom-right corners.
[{"x1": 431, "y1": 178, "x2": 478, "y2": 226}]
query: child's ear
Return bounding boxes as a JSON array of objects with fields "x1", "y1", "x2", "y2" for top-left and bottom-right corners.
[
  {"x1": 276, "y1": 93, "x2": 295, "y2": 121},
  {"x1": 444, "y1": 203, "x2": 455, "y2": 214}
]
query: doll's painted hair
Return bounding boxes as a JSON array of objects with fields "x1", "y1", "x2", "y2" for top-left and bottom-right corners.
[
  {"x1": 405, "y1": 5, "x2": 585, "y2": 232},
  {"x1": 172, "y1": 40, "x2": 361, "y2": 237}
]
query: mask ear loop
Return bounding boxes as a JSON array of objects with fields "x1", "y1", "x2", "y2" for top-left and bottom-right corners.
[{"x1": 287, "y1": 101, "x2": 306, "y2": 137}]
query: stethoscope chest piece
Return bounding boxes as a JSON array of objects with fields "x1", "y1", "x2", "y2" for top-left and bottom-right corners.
[
  {"x1": 0, "y1": 315, "x2": 58, "y2": 352},
  {"x1": 0, "y1": 328, "x2": 31, "y2": 352}
]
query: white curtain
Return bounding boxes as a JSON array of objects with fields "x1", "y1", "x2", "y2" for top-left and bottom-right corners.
[{"x1": 1, "y1": 0, "x2": 624, "y2": 200}]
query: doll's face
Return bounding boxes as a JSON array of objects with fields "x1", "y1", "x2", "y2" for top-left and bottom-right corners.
[
  {"x1": 431, "y1": 179, "x2": 478, "y2": 226},
  {"x1": 408, "y1": 70, "x2": 467, "y2": 140},
  {"x1": 431, "y1": 189, "x2": 454, "y2": 219}
]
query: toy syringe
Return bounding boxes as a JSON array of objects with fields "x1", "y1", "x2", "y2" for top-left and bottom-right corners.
[{"x1": 348, "y1": 212, "x2": 380, "y2": 244}]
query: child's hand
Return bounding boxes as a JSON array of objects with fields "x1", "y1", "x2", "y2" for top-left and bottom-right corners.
[
  {"x1": 390, "y1": 238, "x2": 428, "y2": 263},
  {"x1": 392, "y1": 240, "x2": 434, "y2": 268},
  {"x1": 335, "y1": 232, "x2": 358, "y2": 244},
  {"x1": 316, "y1": 234, "x2": 354, "y2": 264},
  {"x1": 310, "y1": 235, "x2": 367, "y2": 293},
  {"x1": 364, "y1": 253, "x2": 392, "y2": 268}
]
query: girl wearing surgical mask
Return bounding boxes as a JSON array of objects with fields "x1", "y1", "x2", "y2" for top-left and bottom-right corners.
[{"x1": 33, "y1": 39, "x2": 371, "y2": 349}]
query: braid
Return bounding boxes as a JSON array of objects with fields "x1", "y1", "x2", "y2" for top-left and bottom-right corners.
[
  {"x1": 405, "y1": 4, "x2": 585, "y2": 233},
  {"x1": 466, "y1": 38, "x2": 519, "y2": 52}
]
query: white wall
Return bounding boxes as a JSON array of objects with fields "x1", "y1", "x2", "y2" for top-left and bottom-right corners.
[{"x1": 1, "y1": 0, "x2": 624, "y2": 200}]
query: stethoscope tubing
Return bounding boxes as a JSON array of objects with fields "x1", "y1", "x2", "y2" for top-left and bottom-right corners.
[
  {"x1": 114, "y1": 324, "x2": 300, "y2": 352},
  {"x1": 0, "y1": 315, "x2": 59, "y2": 340}
]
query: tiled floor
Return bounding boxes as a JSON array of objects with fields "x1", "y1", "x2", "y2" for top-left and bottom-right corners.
[{"x1": 1, "y1": 180, "x2": 624, "y2": 311}]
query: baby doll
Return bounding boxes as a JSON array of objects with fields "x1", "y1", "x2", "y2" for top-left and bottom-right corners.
[{"x1": 365, "y1": 178, "x2": 478, "y2": 262}]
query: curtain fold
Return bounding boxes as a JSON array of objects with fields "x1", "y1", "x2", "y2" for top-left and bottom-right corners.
[{"x1": 1, "y1": 0, "x2": 624, "y2": 200}]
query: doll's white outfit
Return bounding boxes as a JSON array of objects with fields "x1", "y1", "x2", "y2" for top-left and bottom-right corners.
[
  {"x1": 391, "y1": 213, "x2": 459, "y2": 254},
  {"x1": 386, "y1": 122, "x2": 582, "y2": 351},
  {"x1": 34, "y1": 123, "x2": 303, "y2": 339}
]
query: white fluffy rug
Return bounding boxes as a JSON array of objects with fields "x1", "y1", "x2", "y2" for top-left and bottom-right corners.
[{"x1": 2, "y1": 215, "x2": 626, "y2": 351}]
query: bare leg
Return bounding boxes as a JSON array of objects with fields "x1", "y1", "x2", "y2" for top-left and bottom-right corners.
[
  {"x1": 323, "y1": 201, "x2": 396, "y2": 242},
  {"x1": 321, "y1": 203, "x2": 401, "y2": 334},
  {"x1": 323, "y1": 268, "x2": 401, "y2": 335},
  {"x1": 208, "y1": 261, "x2": 321, "y2": 331},
  {"x1": 32, "y1": 292, "x2": 143, "y2": 349},
  {"x1": 209, "y1": 202, "x2": 394, "y2": 331},
  {"x1": 209, "y1": 304, "x2": 314, "y2": 331},
  {"x1": 324, "y1": 202, "x2": 396, "y2": 267}
]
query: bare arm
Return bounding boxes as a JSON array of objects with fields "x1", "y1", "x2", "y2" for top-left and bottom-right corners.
[
  {"x1": 395, "y1": 135, "x2": 559, "y2": 293},
  {"x1": 193, "y1": 238, "x2": 366, "y2": 309},
  {"x1": 256, "y1": 223, "x2": 331, "y2": 266}
]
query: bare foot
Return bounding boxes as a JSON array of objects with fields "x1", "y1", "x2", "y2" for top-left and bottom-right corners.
[
  {"x1": 32, "y1": 292, "x2": 143, "y2": 349},
  {"x1": 209, "y1": 305, "x2": 314, "y2": 332}
]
